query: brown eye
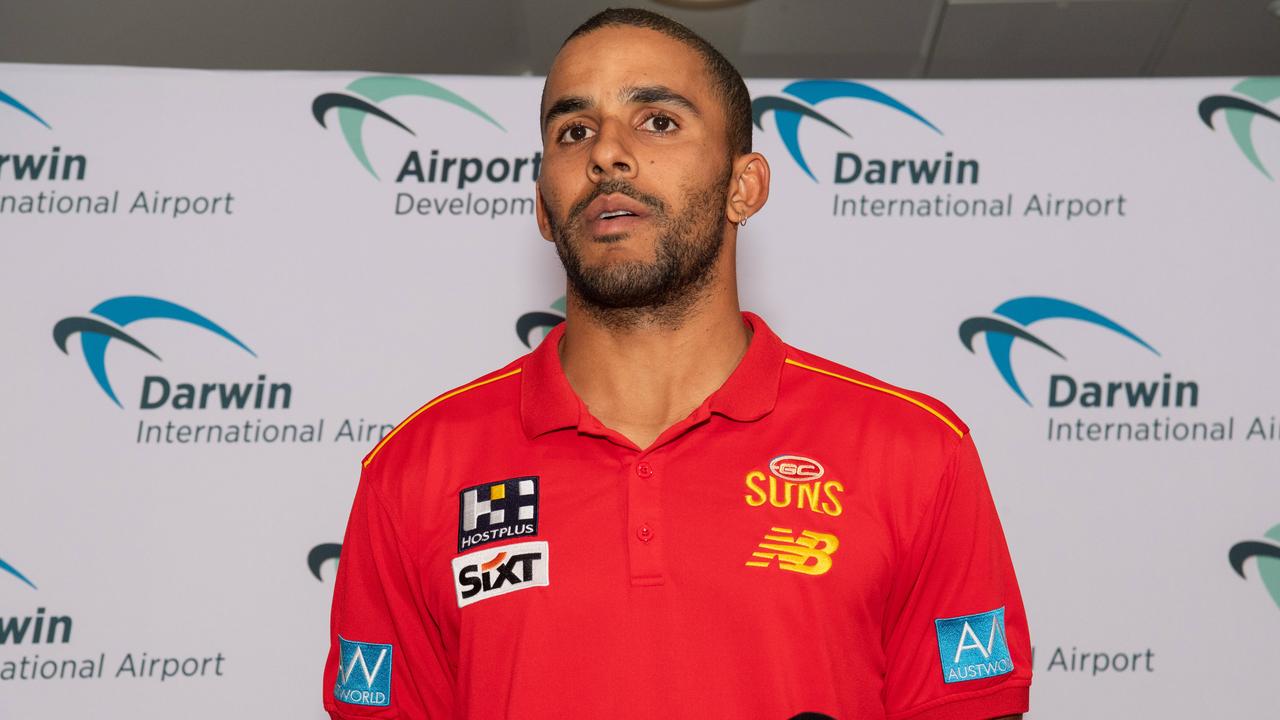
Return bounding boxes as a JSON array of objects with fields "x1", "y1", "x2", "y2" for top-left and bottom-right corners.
[
  {"x1": 641, "y1": 114, "x2": 678, "y2": 134},
  {"x1": 559, "y1": 124, "x2": 595, "y2": 144}
]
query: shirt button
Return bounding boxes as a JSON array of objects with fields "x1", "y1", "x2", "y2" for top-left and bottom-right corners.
[
  {"x1": 636, "y1": 462, "x2": 654, "y2": 478},
  {"x1": 636, "y1": 524, "x2": 655, "y2": 542}
]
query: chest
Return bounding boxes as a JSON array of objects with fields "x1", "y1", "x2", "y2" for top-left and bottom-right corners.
[{"x1": 424, "y1": 425, "x2": 909, "y2": 635}]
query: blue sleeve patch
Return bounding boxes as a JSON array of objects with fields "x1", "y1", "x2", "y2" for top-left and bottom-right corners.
[
  {"x1": 335, "y1": 637, "x2": 392, "y2": 707},
  {"x1": 934, "y1": 607, "x2": 1014, "y2": 684}
]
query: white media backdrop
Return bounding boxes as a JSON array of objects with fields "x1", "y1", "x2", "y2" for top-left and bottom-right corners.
[{"x1": 1, "y1": 64, "x2": 1278, "y2": 718}]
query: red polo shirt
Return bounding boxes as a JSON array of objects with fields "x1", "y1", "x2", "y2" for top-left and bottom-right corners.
[{"x1": 324, "y1": 312, "x2": 1031, "y2": 719}]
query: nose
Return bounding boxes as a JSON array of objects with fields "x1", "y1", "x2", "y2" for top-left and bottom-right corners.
[{"x1": 586, "y1": 118, "x2": 637, "y2": 183}]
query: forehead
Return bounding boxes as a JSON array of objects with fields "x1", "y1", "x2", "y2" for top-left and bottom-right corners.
[{"x1": 544, "y1": 26, "x2": 714, "y2": 107}]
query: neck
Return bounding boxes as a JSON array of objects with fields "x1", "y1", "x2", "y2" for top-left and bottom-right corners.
[{"x1": 559, "y1": 263, "x2": 749, "y2": 450}]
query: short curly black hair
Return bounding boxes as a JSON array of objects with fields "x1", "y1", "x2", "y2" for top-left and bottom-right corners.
[{"x1": 554, "y1": 7, "x2": 752, "y2": 157}]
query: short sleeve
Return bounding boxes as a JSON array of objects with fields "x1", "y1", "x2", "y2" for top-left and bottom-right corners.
[
  {"x1": 323, "y1": 466, "x2": 455, "y2": 719},
  {"x1": 882, "y1": 433, "x2": 1032, "y2": 720}
]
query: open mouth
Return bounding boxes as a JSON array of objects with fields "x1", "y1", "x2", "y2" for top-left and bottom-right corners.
[
  {"x1": 598, "y1": 209, "x2": 637, "y2": 221},
  {"x1": 583, "y1": 193, "x2": 652, "y2": 236}
]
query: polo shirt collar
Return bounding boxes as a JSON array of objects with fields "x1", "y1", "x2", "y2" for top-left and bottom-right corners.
[{"x1": 519, "y1": 311, "x2": 786, "y2": 439}]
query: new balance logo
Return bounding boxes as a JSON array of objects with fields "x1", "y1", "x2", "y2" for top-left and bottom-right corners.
[
  {"x1": 334, "y1": 637, "x2": 392, "y2": 707},
  {"x1": 745, "y1": 527, "x2": 839, "y2": 576},
  {"x1": 458, "y1": 476, "x2": 539, "y2": 552}
]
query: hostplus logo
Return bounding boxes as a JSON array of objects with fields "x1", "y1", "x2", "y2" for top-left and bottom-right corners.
[
  {"x1": 956, "y1": 296, "x2": 1242, "y2": 444},
  {"x1": 1199, "y1": 78, "x2": 1280, "y2": 181},
  {"x1": 1229, "y1": 524, "x2": 1280, "y2": 610},
  {"x1": 515, "y1": 297, "x2": 565, "y2": 348},
  {"x1": 313, "y1": 75, "x2": 537, "y2": 219}
]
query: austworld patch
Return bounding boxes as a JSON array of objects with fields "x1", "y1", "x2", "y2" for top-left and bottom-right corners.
[
  {"x1": 458, "y1": 476, "x2": 539, "y2": 552},
  {"x1": 334, "y1": 637, "x2": 392, "y2": 707},
  {"x1": 934, "y1": 607, "x2": 1014, "y2": 684}
]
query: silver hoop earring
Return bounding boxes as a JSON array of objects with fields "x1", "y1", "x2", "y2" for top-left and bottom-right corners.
[{"x1": 739, "y1": 217, "x2": 748, "y2": 227}]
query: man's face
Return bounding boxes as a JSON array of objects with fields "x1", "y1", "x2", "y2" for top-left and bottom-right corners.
[{"x1": 537, "y1": 26, "x2": 734, "y2": 315}]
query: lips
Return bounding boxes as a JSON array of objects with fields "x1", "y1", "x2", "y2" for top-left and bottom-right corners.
[{"x1": 583, "y1": 193, "x2": 651, "y2": 237}]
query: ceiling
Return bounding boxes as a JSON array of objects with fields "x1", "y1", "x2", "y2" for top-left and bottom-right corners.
[{"x1": 2, "y1": 0, "x2": 1278, "y2": 78}]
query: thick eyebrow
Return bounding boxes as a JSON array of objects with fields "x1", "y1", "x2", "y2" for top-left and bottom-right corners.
[
  {"x1": 541, "y1": 85, "x2": 702, "y2": 134},
  {"x1": 620, "y1": 85, "x2": 701, "y2": 117},
  {"x1": 542, "y1": 95, "x2": 591, "y2": 133}
]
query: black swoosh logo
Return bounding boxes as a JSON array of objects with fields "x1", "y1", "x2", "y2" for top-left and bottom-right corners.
[
  {"x1": 516, "y1": 312, "x2": 564, "y2": 349},
  {"x1": 750, "y1": 96, "x2": 850, "y2": 138},
  {"x1": 311, "y1": 93, "x2": 416, "y2": 135},
  {"x1": 308, "y1": 543, "x2": 342, "y2": 581},
  {"x1": 958, "y1": 316, "x2": 1065, "y2": 359},
  {"x1": 1198, "y1": 95, "x2": 1280, "y2": 129},
  {"x1": 52, "y1": 316, "x2": 161, "y2": 360},
  {"x1": 1228, "y1": 540, "x2": 1280, "y2": 579}
]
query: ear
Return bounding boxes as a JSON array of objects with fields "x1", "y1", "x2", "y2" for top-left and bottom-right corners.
[
  {"x1": 725, "y1": 152, "x2": 770, "y2": 225},
  {"x1": 535, "y1": 182, "x2": 554, "y2": 242}
]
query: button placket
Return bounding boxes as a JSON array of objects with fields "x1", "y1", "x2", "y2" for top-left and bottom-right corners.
[{"x1": 627, "y1": 455, "x2": 664, "y2": 585}]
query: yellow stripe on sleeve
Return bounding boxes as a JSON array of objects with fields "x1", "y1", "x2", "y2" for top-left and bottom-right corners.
[
  {"x1": 783, "y1": 358, "x2": 964, "y2": 438},
  {"x1": 363, "y1": 368, "x2": 523, "y2": 468}
]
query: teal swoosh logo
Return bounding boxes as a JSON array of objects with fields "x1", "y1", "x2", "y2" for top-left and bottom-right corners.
[
  {"x1": 0, "y1": 90, "x2": 51, "y2": 129},
  {"x1": 313, "y1": 75, "x2": 505, "y2": 179},
  {"x1": 1229, "y1": 523, "x2": 1280, "y2": 610},
  {"x1": 1199, "y1": 77, "x2": 1280, "y2": 181},
  {"x1": 959, "y1": 297, "x2": 1157, "y2": 406},
  {"x1": 53, "y1": 296, "x2": 254, "y2": 408},
  {"x1": 0, "y1": 555, "x2": 37, "y2": 589},
  {"x1": 751, "y1": 80, "x2": 940, "y2": 181}
]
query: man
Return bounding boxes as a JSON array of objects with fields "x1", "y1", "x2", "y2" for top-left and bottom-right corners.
[{"x1": 324, "y1": 8, "x2": 1030, "y2": 719}]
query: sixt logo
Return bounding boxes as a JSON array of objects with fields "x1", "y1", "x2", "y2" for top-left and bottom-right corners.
[
  {"x1": 1229, "y1": 523, "x2": 1280, "y2": 610},
  {"x1": 1, "y1": 89, "x2": 86, "y2": 182},
  {"x1": 1199, "y1": 77, "x2": 1280, "y2": 181},
  {"x1": 0, "y1": 554, "x2": 36, "y2": 590},
  {"x1": 53, "y1": 296, "x2": 290, "y2": 410},
  {"x1": 959, "y1": 296, "x2": 1198, "y2": 409},
  {"x1": 451, "y1": 541, "x2": 549, "y2": 608},
  {"x1": 515, "y1": 297, "x2": 565, "y2": 349},
  {"x1": 313, "y1": 75, "x2": 540, "y2": 187},
  {"x1": 751, "y1": 80, "x2": 976, "y2": 185}
]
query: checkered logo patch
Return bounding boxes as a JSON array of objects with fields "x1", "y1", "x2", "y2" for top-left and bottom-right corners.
[{"x1": 457, "y1": 476, "x2": 539, "y2": 552}]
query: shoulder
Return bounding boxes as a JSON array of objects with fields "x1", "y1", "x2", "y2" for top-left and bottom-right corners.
[
  {"x1": 780, "y1": 344, "x2": 969, "y2": 445},
  {"x1": 360, "y1": 355, "x2": 527, "y2": 473}
]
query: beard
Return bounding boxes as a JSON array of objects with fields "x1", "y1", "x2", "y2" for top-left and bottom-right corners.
[{"x1": 544, "y1": 167, "x2": 731, "y2": 329}]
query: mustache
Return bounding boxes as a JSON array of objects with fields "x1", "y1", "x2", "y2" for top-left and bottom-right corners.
[{"x1": 566, "y1": 179, "x2": 667, "y2": 226}]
